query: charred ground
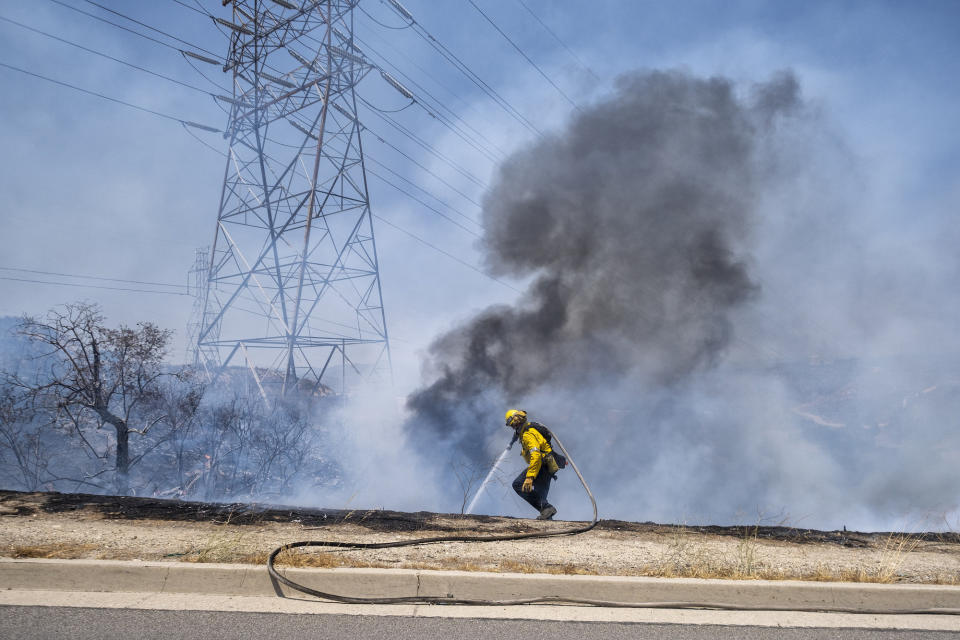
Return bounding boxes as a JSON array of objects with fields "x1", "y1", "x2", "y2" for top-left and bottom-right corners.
[{"x1": 4, "y1": 490, "x2": 958, "y2": 548}]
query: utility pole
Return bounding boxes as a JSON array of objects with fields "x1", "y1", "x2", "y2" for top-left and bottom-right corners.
[{"x1": 196, "y1": 0, "x2": 390, "y2": 395}]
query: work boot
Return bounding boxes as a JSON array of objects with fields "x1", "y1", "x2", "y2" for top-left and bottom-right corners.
[{"x1": 537, "y1": 505, "x2": 557, "y2": 520}]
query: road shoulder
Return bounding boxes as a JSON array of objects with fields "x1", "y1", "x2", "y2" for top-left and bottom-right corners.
[{"x1": 1, "y1": 589, "x2": 959, "y2": 631}]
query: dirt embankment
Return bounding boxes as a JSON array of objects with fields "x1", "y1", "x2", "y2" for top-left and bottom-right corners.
[{"x1": 2, "y1": 491, "x2": 959, "y2": 584}]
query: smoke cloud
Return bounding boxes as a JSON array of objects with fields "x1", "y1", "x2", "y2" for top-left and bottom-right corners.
[
  {"x1": 408, "y1": 70, "x2": 794, "y2": 450},
  {"x1": 400, "y1": 69, "x2": 960, "y2": 530}
]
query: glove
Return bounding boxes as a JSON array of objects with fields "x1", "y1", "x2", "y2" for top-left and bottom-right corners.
[{"x1": 522, "y1": 477, "x2": 534, "y2": 493}]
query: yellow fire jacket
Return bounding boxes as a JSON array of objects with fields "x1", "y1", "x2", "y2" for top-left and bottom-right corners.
[{"x1": 519, "y1": 424, "x2": 553, "y2": 479}]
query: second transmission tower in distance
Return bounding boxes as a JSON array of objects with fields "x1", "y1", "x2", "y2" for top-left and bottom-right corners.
[{"x1": 197, "y1": 0, "x2": 390, "y2": 394}]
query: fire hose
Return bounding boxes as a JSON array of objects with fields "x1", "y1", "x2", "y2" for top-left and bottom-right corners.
[
  {"x1": 266, "y1": 434, "x2": 960, "y2": 614},
  {"x1": 267, "y1": 432, "x2": 602, "y2": 605}
]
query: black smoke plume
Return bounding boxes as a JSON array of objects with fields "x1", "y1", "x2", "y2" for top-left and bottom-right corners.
[{"x1": 406, "y1": 70, "x2": 801, "y2": 455}]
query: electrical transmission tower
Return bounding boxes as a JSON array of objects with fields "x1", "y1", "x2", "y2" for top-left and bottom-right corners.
[{"x1": 196, "y1": 0, "x2": 390, "y2": 394}]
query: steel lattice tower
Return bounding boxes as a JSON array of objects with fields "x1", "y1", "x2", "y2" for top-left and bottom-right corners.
[{"x1": 196, "y1": 0, "x2": 390, "y2": 394}]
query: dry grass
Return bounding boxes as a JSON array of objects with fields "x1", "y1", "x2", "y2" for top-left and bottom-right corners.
[
  {"x1": 875, "y1": 532, "x2": 923, "y2": 582},
  {"x1": 266, "y1": 548, "x2": 390, "y2": 570},
  {"x1": 263, "y1": 553, "x2": 596, "y2": 576},
  {"x1": 12, "y1": 543, "x2": 100, "y2": 559},
  {"x1": 497, "y1": 559, "x2": 594, "y2": 575},
  {"x1": 646, "y1": 524, "x2": 730, "y2": 579},
  {"x1": 6, "y1": 516, "x2": 946, "y2": 586},
  {"x1": 9, "y1": 532, "x2": 936, "y2": 586},
  {"x1": 250, "y1": 532, "x2": 944, "y2": 584},
  {"x1": 735, "y1": 525, "x2": 760, "y2": 578},
  {"x1": 775, "y1": 532, "x2": 925, "y2": 584},
  {"x1": 179, "y1": 532, "x2": 248, "y2": 563},
  {"x1": 629, "y1": 527, "x2": 932, "y2": 584},
  {"x1": 405, "y1": 558, "x2": 485, "y2": 572},
  {"x1": 540, "y1": 563, "x2": 595, "y2": 576}
]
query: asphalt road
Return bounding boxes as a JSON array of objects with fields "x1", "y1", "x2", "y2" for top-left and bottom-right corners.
[{"x1": 1, "y1": 606, "x2": 956, "y2": 640}]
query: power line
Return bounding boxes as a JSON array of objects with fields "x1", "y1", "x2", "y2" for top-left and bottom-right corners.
[
  {"x1": 0, "y1": 14, "x2": 217, "y2": 98},
  {"x1": 357, "y1": 2, "x2": 411, "y2": 30},
  {"x1": 365, "y1": 155, "x2": 481, "y2": 228},
  {"x1": 373, "y1": 214, "x2": 520, "y2": 294},
  {"x1": 255, "y1": 122, "x2": 484, "y2": 239},
  {"x1": 391, "y1": 86, "x2": 501, "y2": 164},
  {"x1": 514, "y1": 0, "x2": 599, "y2": 82},
  {"x1": 42, "y1": 0, "x2": 229, "y2": 93},
  {"x1": 358, "y1": 95, "x2": 415, "y2": 114},
  {"x1": 44, "y1": 0, "x2": 202, "y2": 57},
  {"x1": 416, "y1": 23, "x2": 544, "y2": 137},
  {"x1": 0, "y1": 64, "x2": 496, "y2": 294},
  {"x1": 83, "y1": 0, "x2": 221, "y2": 59},
  {"x1": 189, "y1": 0, "x2": 486, "y2": 168},
  {"x1": 366, "y1": 167, "x2": 481, "y2": 238},
  {"x1": 360, "y1": 19, "x2": 462, "y2": 105},
  {"x1": 300, "y1": 27, "x2": 504, "y2": 166},
  {"x1": 58, "y1": 0, "x2": 487, "y2": 169},
  {"x1": 211, "y1": 121, "x2": 509, "y2": 306},
  {"x1": 346, "y1": 109, "x2": 485, "y2": 209},
  {"x1": 0, "y1": 61, "x2": 220, "y2": 131},
  {"x1": 169, "y1": 0, "x2": 206, "y2": 16},
  {"x1": 382, "y1": 0, "x2": 544, "y2": 138},
  {"x1": 19, "y1": 2, "x2": 515, "y2": 300},
  {"x1": 58, "y1": 0, "x2": 493, "y2": 202},
  {"x1": 181, "y1": 121, "x2": 229, "y2": 156},
  {"x1": 358, "y1": 96, "x2": 488, "y2": 189},
  {"x1": 180, "y1": 53, "x2": 231, "y2": 95},
  {"x1": 276, "y1": 97, "x2": 486, "y2": 212},
  {"x1": 465, "y1": 0, "x2": 580, "y2": 111},
  {"x1": 184, "y1": 0, "x2": 330, "y2": 71},
  {"x1": 345, "y1": 28, "x2": 508, "y2": 162},
  {"x1": 366, "y1": 124, "x2": 483, "y2": 207},
  {"x1": 351, "y1": 22, "x2": 488, "y2": 127},
  {"x1": 248, "y1": 142, "x2": 509, "y2": 293},
  {"x1": 0, "y1": 267, "x2": 187, "y2": 290},
  {"x1": 0, "y1": 276, "x2": 191, "y2": 296},
  {"x1": 282, "y1": 107, "x2": 484, "y2": 216},
  {"x1": 370, "y1": 63, "x2": 504, "y2": 163}
]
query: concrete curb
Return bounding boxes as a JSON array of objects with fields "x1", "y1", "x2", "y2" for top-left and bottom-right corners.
[{"x1": 2, "y1": 558, "x2": 959, "y2": 614}]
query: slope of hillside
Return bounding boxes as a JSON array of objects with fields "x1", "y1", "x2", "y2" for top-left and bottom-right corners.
[{"x1": 1, "y1": 490, "x2": 958, "y2": 584}]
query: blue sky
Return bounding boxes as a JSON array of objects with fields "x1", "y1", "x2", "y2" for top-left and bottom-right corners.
[{"x1": 0, "y1": 0, "x2": 958, "y2": 388}]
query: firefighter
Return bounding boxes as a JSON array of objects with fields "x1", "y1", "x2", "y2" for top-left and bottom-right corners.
[{"x1": 505, "y1": 409, "x2": 558, "y2": 520}]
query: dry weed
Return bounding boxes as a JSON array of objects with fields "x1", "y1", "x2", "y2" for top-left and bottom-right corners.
[
  {"x1": 649, "y1": 524, "x2": 731, "y2": 579},
  {"x1": 543, "y1": 563, "x2": 594, "y2": 575},
  {"x1": 873, "y1": 532, "x2": 922, "y2": 582},
  {"x1": 785, "y1": 533, "x2": 924, "y2": 583},
  {"x1": 734, "y1": 525, "x2": 760, "y2": 578},
  {"x1": 271, "y1": 548, "x2": 389, "y2": 569},
  {"x1": 11, "y1": 543, "x2": 99, "y2": 559},
  {"x1": 405, "y1": 558, "x2": 486, "y2": 572},
  {"x1": 497, "y1": 559, "x2": 542, "y2": 574},
  {"x1": 181, "y1": 533, "x2": 245, "y2": 563}
]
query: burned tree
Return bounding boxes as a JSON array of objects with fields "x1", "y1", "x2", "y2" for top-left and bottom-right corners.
[
  {"x1": 0, "y1": 380, "x2": 48, "y2": 491},
  {"x1": 15, "y1": 302, "x2": 172, "y2": 494}
]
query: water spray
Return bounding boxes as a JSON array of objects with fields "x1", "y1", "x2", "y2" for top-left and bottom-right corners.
[{"x1": 464, "y1": 432, "x2": 518, "y2": 515}]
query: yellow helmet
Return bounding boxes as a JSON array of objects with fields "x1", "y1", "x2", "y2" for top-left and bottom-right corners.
[{"x1": 505, "y1": 409, "x2": 527, "y2": 427}]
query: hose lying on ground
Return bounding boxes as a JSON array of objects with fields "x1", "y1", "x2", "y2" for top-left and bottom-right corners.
[
  {"x1": 267, "y1": 433, "x2": 601, "y2": 604},
  {"x1": 267, "y1": 435, "x2": 960, "y2": 615}
]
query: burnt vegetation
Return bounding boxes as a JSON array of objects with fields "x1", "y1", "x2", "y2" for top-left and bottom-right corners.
[{"x1": 0, "y1": 302, "x2": 340, "y2": 502}]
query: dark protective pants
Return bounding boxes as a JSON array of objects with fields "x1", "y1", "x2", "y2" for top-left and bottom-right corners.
[{"x1": 512, "y1": 467, "x2": 553, "y2": 513}]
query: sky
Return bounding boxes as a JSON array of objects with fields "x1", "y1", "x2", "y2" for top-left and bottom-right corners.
[
  {"x1": 0, "y1": 0, "x2": 955, "y2": 377},
  {"x1": 1, "y1": 0, "x2": 959, "y2": 528}
]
